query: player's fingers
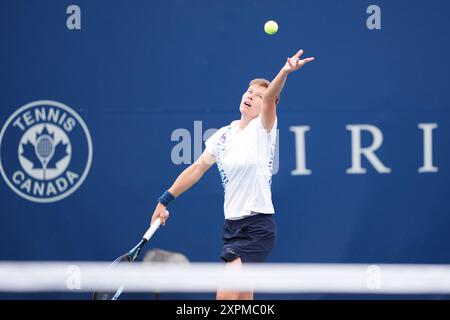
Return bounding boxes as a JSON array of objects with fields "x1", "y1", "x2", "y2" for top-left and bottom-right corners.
[
  {"x1": 160, "y1": 209, "x2": 170, "y2": 225},
  {"x1": 159, "y1": 211, "x2": 166, "y2": 225},
  {"x1": 299, "y1": 57, "x2": 314, "y2": 67},
  {"x1": 294, "y1": 49, "x2": 303, "y2": 59}
]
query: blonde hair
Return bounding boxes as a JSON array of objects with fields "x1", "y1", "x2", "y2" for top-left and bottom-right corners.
[
  {"x1": 249, "y1": 78, "x2": 279, "y2": 104},
  {"x1": 249, "y1": 78, "x2": 271, "y2": 88}
]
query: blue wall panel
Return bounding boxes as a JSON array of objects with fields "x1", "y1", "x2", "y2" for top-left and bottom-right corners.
[{"x1": 1, "y1": 0, "x2": 449, "y2": 299}]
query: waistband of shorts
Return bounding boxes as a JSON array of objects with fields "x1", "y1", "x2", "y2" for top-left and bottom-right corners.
[{"x1": 225, "y1": 212, "x2": 274, "y2": 223}]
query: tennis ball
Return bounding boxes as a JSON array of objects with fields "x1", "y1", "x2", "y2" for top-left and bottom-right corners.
[{"x1": 264, "y1": 20, "x2": 278, "y2": 35}]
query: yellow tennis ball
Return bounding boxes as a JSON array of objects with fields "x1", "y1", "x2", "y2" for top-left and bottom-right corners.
[{"x1": 264, "y1": 20, "x2": 278, "y2": 35}]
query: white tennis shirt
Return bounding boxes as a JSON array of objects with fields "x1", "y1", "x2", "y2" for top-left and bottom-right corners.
[{"x1": 205, "y1": 116, "x2": 277, "y2": 220}]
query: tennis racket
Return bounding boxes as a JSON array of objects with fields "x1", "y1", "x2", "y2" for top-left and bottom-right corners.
[{"x1": 92, "y1": 217, "x2": 163, "y2": 300}]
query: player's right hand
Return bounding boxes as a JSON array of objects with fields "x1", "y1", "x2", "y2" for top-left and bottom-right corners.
[{"x1": 151, "y1": 203, "x2": 170, "y2": 226}]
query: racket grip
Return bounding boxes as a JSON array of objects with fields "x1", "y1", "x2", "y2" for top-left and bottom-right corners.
[{"x1": 143, "y1": 217, "x2": 161, "y2": 241}]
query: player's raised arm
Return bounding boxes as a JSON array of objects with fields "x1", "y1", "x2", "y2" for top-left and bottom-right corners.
[
  {"x1": 151, "y1": 150, "x2": 216, "y2": 225},
  {"x1": 261, "y1": 49, "x2": 315, "y2": 131}
]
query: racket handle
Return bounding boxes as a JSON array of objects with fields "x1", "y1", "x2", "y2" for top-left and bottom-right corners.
[{"x1": 143, "y1": 217, "x2": 161, "y2": 241}]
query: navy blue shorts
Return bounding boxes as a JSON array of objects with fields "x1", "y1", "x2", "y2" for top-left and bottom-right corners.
[{"x1": 221, "y1": 213, "x2": 277, "y2": 263}]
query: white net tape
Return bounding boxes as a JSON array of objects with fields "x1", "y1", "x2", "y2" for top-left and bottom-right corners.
[{"x1": 1, "y1": 262, "x2": 450, "y2": 294}]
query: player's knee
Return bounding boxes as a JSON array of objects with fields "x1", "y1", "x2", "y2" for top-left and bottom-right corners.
[
  {"x1": 238, "y1": 291, "x2": 253, "y2": 300},
  {"x1": 216, "y1": 290, "x2": 240, "y2": 300}
]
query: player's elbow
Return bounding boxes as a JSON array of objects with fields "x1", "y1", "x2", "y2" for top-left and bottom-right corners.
[{"x1": 190, "y1": 162, "x2": 207, "y2": 183}]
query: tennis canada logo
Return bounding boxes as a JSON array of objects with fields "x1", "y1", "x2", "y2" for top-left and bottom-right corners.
[{"x1": 0, "y1": 100, "x2": 93, "y2": 203}]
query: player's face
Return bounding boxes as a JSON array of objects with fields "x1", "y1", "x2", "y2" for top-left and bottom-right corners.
[{"x1": 240, "y1": 84, "x2": 267, "y2": 118}]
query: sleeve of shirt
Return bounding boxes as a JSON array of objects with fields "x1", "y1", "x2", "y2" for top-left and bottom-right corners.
[
  {"x1": 254, "y1": 116, "x2": 277, "y2": 155},
  {"x1": 204, "y1": 126, "x2": 228, "y2": 158},
  {"x1": 255, "y1": 116, "x2": 277, "y2": 134}
]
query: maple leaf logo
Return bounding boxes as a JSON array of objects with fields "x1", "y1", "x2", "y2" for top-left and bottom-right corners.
[
  {"x1": 21, "y1": 140, "x2": 42, "y2": 169},
  {"x1": 20, "y1": 125, "x2": 69, "y2": 173}
]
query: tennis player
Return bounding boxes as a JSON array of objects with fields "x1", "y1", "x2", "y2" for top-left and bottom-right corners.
[{"x1": 151, "y1": 49, "x2": 314, "y2": 300}]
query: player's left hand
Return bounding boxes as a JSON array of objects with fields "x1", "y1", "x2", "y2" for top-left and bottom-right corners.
[{"x1": 282, "y1": 49, "x2": 315, "y2": 74}]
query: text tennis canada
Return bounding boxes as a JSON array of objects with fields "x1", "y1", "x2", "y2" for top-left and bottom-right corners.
[{"x1": 0, "y1": 101, "x2": 92, "y2": 203}]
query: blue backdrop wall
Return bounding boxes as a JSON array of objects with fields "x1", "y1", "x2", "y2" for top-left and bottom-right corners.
[{"x1": 1, "y1": 0, "x2": 450, "y2": 299}]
